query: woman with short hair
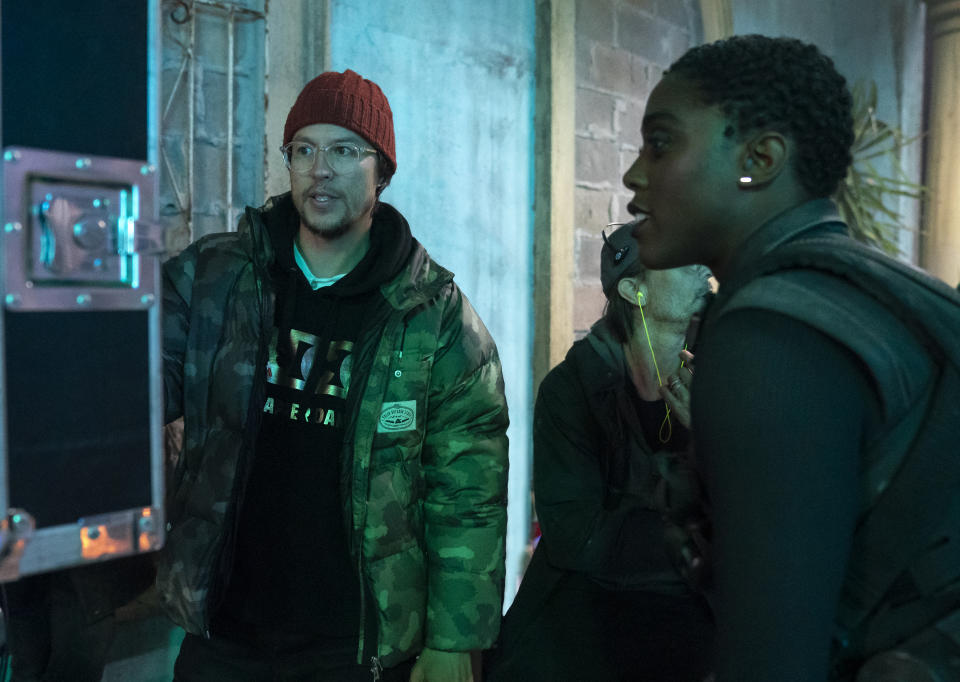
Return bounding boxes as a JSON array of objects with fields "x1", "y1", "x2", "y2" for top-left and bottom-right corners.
[{"x1": 487, "y1": 222, "x2": 714, "y2": 681}]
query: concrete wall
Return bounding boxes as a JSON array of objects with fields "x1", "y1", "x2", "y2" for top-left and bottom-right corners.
[
  {"x1": 730, "y1": 0, "x2": 926, "y2": 261},
  {"x1": 573, "y1": 0, "x2": 702, "y2": 336},
  {"x1": 326, "y1": 0, "x2": 537, "y2": 604},
  {"x1": 264, "y1": 1, "x2": 329, "y2": 200}
]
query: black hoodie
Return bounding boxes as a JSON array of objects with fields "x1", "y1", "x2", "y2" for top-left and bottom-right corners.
[{"x1": 216, "y1": 197, "x2": 413, "y2": 644}]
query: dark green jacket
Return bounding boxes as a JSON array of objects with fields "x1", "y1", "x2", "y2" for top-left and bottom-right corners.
[
  {"x1": 488, "y1": 322, "x2": 709, "y2": 679},
  {"x1": 158, "y1": 195, "x2": 509, "y2": 667},
  {"x1": 532, "y1": 322, "x2": 694, "y2": 592}
]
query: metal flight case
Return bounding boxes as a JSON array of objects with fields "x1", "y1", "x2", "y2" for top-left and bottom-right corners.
[
  {"x1": 0, "y1": 0, "x2": 164, "y2": 582},
  {"x1": 0, "y1": 147, "x2": 165, "y2": 580}
]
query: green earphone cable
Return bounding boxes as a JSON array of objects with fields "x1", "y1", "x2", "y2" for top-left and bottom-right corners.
[{"x1": 637, "y1": 291, "x2": 674, "y2": 443}]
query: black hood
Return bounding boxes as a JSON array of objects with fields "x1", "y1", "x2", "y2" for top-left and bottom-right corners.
[{"x1": 260, "y1": 194, "x2": 414, "y2": 299}]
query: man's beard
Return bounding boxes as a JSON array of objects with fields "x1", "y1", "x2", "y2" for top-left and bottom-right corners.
[
  {"x1": 299, "y1": 194, "x2": 376, "y2": 241},
  {"x1": 302, "y1": 215, "x2": 353, "y2": 240}
]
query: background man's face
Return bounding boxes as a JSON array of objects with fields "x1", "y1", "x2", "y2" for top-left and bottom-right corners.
[
  {"x1": 641, "y1": 265, "x2": 711, "y2": 323},
  {"x1": 289, "y1": 123, "x2": 380, "y2": 240}
]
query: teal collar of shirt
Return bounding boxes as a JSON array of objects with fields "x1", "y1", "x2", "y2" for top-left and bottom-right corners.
[{"x1": 293, "y1": 240, "x2": 346, "y2": 290}]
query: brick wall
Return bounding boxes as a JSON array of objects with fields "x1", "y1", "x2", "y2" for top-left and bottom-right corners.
[{"x1": 573, "y1": 0, "x2": 700, "y2": 336}]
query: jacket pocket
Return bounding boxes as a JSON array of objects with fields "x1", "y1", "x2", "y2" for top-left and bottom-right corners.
[{"x1": 372, "y1": 352, "x2": 432, "y2": 460}]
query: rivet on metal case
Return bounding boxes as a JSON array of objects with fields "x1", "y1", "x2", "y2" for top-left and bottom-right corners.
[
  {"x1": 0, "y1": 510, "x2": 36, "y2": 583},
  {"x1": 75, "y1": 294, "x2": 92, "y2": 306},
  {"x1": 4, "y1": 294, "x2": 20, "y2": 307},
  {"x1": 10, "y1": 512, "x2": 32, "y2": 533},
  {"x1": 79, "y1": 513, "x2": 135, "y2": 560},
  {"x1": 3, "y1": 150, "x2": 21, "y2": 163},
  {"x1": 4, "y1": 222, "x2": 21, "y2": 233},
  {"x1": 137, "y1": 508, "x2": 161, "y2": 552},
  {"x1": 75, "y1": 157, "x2": 92, "y2": 169},
  {"x1": 140, "y1": 294, "x2": 155, "y2": 306},
  {"x1": 139, "y1": 164, "x2": 155, "y2": 175}
]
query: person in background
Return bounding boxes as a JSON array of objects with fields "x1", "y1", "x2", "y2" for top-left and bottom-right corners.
[
  {"x1": 624, "y1": 34, "x2": 960, "y2": 681},
  {"x1": 160, "y1": 69, "x2": 509, "y2": 682},
  {"x1": 486, "y1": 222, "x2": 714, "y2": 681}
]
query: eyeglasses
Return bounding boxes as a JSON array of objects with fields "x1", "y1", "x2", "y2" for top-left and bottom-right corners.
[{"x1": 280, "y1": 141, "x2": 378, "y2": 175}]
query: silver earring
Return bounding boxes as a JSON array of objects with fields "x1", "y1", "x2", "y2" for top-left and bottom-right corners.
[{"x1": 739, "y1": 175, "x2": 753, "y2": 185}]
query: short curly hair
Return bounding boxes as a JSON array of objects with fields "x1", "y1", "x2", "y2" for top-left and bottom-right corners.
[{"x1": 666, "y1": 35, "x2": 854, "y2": 198}]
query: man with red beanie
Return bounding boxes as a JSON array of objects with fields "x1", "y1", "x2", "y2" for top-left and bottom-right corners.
[{"x1": 159, "y1": 69, "x2": 509, "y2": 681}]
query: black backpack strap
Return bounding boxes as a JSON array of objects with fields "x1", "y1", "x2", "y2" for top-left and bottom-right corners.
[
  {"x1": 716, "y1": 270, "x2": 928, "y2": 421},
  {"x1": 708, "y1": 233, "x2": 960, "y2": 661},
  {"x1": 836, "y1": 363, "x2": 960, "y2": 657}
]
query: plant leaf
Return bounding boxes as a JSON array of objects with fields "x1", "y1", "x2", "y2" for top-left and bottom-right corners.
[{"x1": 832, "y1": 78, "x2": 927, "y2": 258}]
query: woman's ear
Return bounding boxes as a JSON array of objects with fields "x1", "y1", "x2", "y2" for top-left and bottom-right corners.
[
  {"x1": 616, "y1": 276, "x2": 648, "y2": 307},
  {"x1": 740, "y1": 132, "x2": 788, "y2": 187}
]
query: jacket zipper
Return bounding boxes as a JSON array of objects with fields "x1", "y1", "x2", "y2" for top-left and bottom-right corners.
[
  {"x1": 369, "y1": 655, "x2": 384, "y2": 680},
  {"x1": 395, "y1": 319, "x2": 409, "y2": 376},
  {"x1": 352, "y1": 280, "x2": 438, "y2": 665},
  {"x1": 354, "y1": 312, "x2": 407, "y2": 666}
]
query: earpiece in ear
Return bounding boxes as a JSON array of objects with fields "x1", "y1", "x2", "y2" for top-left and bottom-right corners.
[{"x1": 636, "y1": 291, "x2": 644, "y2": 306}]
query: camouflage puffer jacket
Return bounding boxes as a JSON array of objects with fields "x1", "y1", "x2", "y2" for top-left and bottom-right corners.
[{"x1": 158, "y1": 195, "x2": 510, "y2": 668}]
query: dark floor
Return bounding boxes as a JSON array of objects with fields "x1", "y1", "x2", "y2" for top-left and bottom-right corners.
[{"x1": 101, "y1": 612, "x2": 183, "y2": 682}]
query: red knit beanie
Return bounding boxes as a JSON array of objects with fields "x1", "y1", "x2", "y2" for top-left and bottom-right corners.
[{"x1": 283, "y1": 69, "x2": 396, "y2": 174}]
